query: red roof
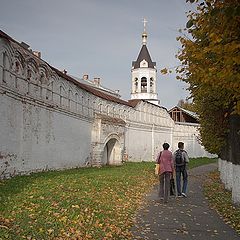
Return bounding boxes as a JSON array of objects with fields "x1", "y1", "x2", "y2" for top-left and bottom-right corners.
[{"x1": 128, "y1": 99, "x2": 142, "y2": 107}]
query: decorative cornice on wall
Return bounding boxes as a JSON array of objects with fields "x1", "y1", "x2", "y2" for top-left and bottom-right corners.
[{"x1": 0, "y1": 30, "x2": 175, "y2": 130}]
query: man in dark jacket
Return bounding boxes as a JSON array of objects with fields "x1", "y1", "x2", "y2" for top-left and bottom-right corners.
[{"x1": 173, "y1": 142, "x2": 189, "y2": 197}]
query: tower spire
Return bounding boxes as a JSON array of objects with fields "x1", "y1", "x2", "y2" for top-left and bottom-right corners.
[
  {"x1": 142, "y1": 18, "x2": 147, "y2": 45},
  {"x1": 131, "y1": 18, "x2": 159, "y2": 105}
]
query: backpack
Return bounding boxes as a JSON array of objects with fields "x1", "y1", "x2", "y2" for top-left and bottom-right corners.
[{"x1": 175, "y1": 149, "x2": 185, "y2": 166}]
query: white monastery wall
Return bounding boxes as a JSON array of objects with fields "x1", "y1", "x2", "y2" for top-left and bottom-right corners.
[
  {"x1": 125, "y1": 124, "x2": 153, "y2": 161},
  {"x1": 0, "y1": 36, "x2": 214, "y2": 179},
  {"x1": 0, "y1": 38, "x2": 94, "y2": 177},
  {"x1": 219, "y1": 158, "x2": 240, "y2": 204},
  {"x1": 218, "y1": 158, "x2": 233, "y2": 191},
  {"x1": 91, "y1": 114, "x2": 126, "y2": 166},
  {"x1": 232, "y1": 163, "x2": 240, "y2": 204},
  {"x1": 125, "y1": 102, "x2": 174, "y2": 161},
  {"x1": 0, "y1": 94, "x2": 92, "y2": 176},
  {"x1": 173, "y1": 123, "x2": 215, "y2": 158}
]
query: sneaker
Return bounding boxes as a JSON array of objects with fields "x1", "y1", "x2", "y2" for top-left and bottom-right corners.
[
  {"x1": 182, "y1": 193, "x2": 187, "y2": 198},
  {"x1": 177, "y1": 194, "x2": 182, "y2": 198}
]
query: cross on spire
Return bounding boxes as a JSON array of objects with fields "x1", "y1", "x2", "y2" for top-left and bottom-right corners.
[
  {"x1": 142, "y1": 18, "x2": 148, "y2": 45},
  {"x1": 143, "y1": 18, "x2": 147, "y2": 32}
]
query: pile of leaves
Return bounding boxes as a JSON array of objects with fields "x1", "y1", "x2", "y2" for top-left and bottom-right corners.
[
  {"x1": 203, "y1": 171, "x2": 240, "y2": 234},
  {"x1": 0, "y1": 162, "x2": 157, "y2": 240}
]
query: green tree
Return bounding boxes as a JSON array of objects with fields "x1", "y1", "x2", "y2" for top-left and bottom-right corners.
[
  {"x1": 177, "y1": 99, "x2": 196, "y2": 112},
  {"x1": 176, "y1": 0, "x2": 240, "y2": 156}
]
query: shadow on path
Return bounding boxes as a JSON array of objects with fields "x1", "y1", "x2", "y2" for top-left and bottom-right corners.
[{"x1": 131, "y1": 163, "x2": 240, "y2": 240}]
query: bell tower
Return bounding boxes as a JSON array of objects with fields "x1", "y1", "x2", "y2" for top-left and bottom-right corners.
[{"x1": 131, "y1": 18, "x2": 159, "y2": 105}]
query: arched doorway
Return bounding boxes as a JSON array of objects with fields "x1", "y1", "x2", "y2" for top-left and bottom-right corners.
[{"x1": 102, "y1": 137, "x2": 122, "y2": 165}]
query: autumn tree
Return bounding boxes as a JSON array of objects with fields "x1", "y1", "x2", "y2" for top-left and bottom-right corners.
[
  {"x1": 176, "y1": 0, "x2": 240, "y2": 156},
  {"x1": 177, "y1": 99, "x2": 196, "y2": 112}
]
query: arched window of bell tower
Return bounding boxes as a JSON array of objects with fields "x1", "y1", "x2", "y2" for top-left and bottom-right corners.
[
  {"x1": 141, "y1": 77, "x2": 147, "y2": 93},
  {"x1": 150, "y1": 77, "x2": 154, "y2": 93},
  {"x1": 134, "y1": 78, "x2": 138, "y2": 93}
]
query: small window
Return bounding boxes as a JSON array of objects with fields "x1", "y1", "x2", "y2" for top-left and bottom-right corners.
[
  {"x1": 134, "y1": 78, "x2": 138, "y2": 92},
  {"x1": 150, "y1": 77, "x2": 154, "y2": 92},
  {"x1": 141, "y1": 77, "x2": 147, "y2": 93}
]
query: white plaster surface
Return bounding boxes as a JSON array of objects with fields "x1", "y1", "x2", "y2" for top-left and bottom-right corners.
[
  {"x1": 232, "y1": 164, "x2": 240, "y2": 204},
  {"x1": 218, "y1": 159, "x2": 240, "y2": 204},
  {"x1": 172, "y1": 123, "x2": 216, "y2": 158},
  {"x1": 225, "y1": 161, "x2": 233, "y2": 190},
  {"x1": 0, "y1": 34, "x2": 215, "y2": 179},
  {"x1": 219, "y1": 159, "x2": 233, "y2": 191},
  {"x1": 0, "y1": 94, "x2": 92, "y2": 177}
]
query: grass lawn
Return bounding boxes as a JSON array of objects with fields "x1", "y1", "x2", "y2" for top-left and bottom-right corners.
[
  {"x1": 188, "y1": 157, "x2": 217, "y2": 169},
  {"x1": 0, "y1": 158, "x2": 217, "y2": 240}
]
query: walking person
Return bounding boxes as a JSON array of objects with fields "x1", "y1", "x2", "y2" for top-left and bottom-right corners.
[
  {"x1": 173, "y1": 142, "x2": 189, "y2": 197},
  {"x1": 157, "y1": 143, "x2": 174, "y2": 203}
]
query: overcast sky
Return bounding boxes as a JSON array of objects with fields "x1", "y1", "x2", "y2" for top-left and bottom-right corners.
[{"x1": 0, "y1": 0, "x2": 195, "y2": 109}]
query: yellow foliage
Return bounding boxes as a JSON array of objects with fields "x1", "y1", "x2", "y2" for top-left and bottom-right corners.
[
  {"x1": 160, "y1": 68, "x2": 168, "y2": 74},
  {"x1": 176, "y1": 0, "x2": 240, "y2": 155}
]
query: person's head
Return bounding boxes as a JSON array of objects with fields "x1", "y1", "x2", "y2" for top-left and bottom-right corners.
[
  {"x1": 163, "y1": 142, "x2": 170, "y2": 150},
  {"x1": 178, "y1": 142, "x2": 184, "y2": 149}
]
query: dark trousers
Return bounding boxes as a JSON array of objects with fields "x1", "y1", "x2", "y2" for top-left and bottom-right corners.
[{"x1": 159, "y1": 172, "x2": 171, "y2": 202}]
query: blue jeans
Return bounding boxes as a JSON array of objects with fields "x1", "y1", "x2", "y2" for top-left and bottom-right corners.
[{"x1": 176, "y1": 166, "x2": 188, "y2": 195}]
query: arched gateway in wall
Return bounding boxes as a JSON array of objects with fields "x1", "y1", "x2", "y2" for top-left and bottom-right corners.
[
  {"x1": 91, "y1": 114, "x2": 125, "y2": 166},
  {"x1": 102, "y1": 134, "x2": 122, "y2": 165}
]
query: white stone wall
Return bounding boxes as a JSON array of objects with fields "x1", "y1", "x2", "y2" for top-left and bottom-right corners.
[
  {"x1": 125, "y1": 101, "x2": 174, "y2": 161},
  {"x1": 219, "y1": 158, "x2": 240, "y2": 204},
  {"x1": 218, "y1": 159, "x2": 233, "y2": 190},
  {"x1": 173, "y1": 123, "x2": 215, "y2": 158},
  {"x1": 0, "y1": 35, "x2": 214, "y2": 179},
  {"x1": 91, "y1": 114, "x2": 125, "y2": 166},
  {"x1": 0, "y1": 93, "x2": 92, "y2": 177},
  {"x1": 232, "y1": 164, "x2": 240, "y2": 204},
  {"x1": 126, "y1": 123, "x2": 153, "y2": 161},
  {"x1": 0, "y1": 38, "x2": 94, "y2": 177}
]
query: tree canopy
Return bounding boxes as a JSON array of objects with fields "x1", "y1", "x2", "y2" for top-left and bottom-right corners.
[
  {"x1": 177, "y1": 99, "x2": 196, "y2": 112},
  {"x1": 176, "y1": 0, "x2": 240, "y2": 155}
]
